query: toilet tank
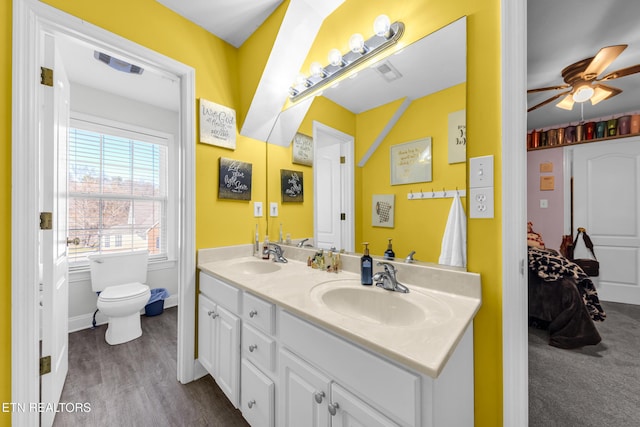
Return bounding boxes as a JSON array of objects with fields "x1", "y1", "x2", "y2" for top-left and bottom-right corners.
[{"x1": 88, "y1": 250, "x2": 149, "y2": 292}]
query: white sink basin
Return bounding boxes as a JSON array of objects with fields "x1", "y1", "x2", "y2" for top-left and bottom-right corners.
[
  {"x1": 231, "y1": 260, "x2": 282, "y2": 274},
  {"x1": 310, "y1": 279, "x2": 452, "y2": 327}
]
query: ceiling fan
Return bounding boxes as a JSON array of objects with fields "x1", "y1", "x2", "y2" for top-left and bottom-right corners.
[{"x1": 527, "y1": 44, "x2": 640, "y2": 113}]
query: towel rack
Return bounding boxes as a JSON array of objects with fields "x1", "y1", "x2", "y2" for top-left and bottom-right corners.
[{"x1": 407, "y1": 188, "x2": 466, "y2": 200}]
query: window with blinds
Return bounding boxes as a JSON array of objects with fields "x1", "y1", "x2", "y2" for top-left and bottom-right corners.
[{"x1": 67, "y1": 120, "x2": 169, "y2": 265}]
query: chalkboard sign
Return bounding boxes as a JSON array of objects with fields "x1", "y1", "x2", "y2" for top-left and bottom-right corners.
[
  {"x1": 219, "y1": 157, "x2": 252, "y2": 200},
  {"x1": 280, "y1": 169, "x2": 303, "y2": 202}
]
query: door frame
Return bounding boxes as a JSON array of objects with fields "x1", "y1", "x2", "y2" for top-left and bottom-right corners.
[
  {"x1": 501, "y1": 0, "x2": 528, "y2": 425},
  {"x1": 312, "y1": 121, "x2": 355, "y2": 252},
  {"x1": 11, "y1": 1, "x2": 197, "y2": 424}
]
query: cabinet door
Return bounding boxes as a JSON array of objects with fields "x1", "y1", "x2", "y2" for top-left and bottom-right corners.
[
  {"x1": 241, "y1": 359, "x2": 274, "y2": 427},
  {"x1": 329, "y1": 383, "x2": 399, "y2": 427},
  {"x1": 280, "y1": 349, "x2": 331, "y2": 427},
  {"x1": 197, "y1": 294, "x2": 216, "y2": 375},
  {"x1": 215, "y1": 305, "x2": 241, "y2": 408}
]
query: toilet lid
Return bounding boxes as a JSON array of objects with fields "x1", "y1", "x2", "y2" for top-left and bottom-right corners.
[{"x1": 99, "y1": 282, "x2": 150, "y2": 302}]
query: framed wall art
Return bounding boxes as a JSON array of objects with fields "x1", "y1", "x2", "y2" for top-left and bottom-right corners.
[
  {"x1": 372, "y1": 194, "x2": 395, "y2": 228},
  {"x1": 280, "y1": 169, "x2": 304, "y2": 202},
  {"x1": 390, "y1": 138, "x2": 432, "y2": 185},
  {"x1": 448, "y1": 109, "x2": 466, "y2": 164},
  {"x1": 292, "y1": 132, "x2": 313, "y2": 166},
  {"x1": 218, "y1": 157, "x2": 252, "y2": 200},
  {"x1": 200, "y1": 98, "x2": 236, "y2": 149}
]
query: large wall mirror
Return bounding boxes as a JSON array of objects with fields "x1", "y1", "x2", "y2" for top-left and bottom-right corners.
[{"x1": 265, "y1": 16, "x2": 467, "y2": 266}]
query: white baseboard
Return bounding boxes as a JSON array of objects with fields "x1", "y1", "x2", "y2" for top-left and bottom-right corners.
[{"x1": 68, "y1": 294, "x2": 179, "y2": 333}]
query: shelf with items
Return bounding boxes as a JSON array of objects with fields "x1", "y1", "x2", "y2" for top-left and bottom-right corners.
[{"x1": 527, "y1": 113, "x2": 640, "y2": 151}]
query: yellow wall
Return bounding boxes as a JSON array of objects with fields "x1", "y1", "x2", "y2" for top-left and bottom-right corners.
[
  {"x1": 1, "y1": 0, "x2": 503, "y2": 426},
  {"x1": 0, "y1": 1, "x2": 11, "y2": 422}
]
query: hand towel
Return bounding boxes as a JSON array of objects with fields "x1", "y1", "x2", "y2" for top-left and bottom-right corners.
[{"x1": 438, "y1": 193, "x2": 467, "y2": 267}]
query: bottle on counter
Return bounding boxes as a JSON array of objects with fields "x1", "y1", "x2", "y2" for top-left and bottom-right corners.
[
  {"x1": 361, "y1": 242, "x2": 373, "y2": 285},
  {"x1": 262, "y1": 235, "x2": 270, "y2": 260},
  {"x1": 384, "y1": 238, "x2": 395, "y2": 260}
]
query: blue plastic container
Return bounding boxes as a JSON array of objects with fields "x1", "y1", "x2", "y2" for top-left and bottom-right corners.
[{"x1": 145, "y1": 288, "x2": 170, "y2": 316}]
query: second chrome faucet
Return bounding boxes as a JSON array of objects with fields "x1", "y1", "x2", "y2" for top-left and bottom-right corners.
[{"x1": 373, "y1": 262, "x2": 409, "y2": 293}]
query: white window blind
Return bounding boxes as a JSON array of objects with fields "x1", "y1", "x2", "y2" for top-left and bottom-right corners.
[{"x1": 68, "y1": 122, "x2": 169, "y2": 265}]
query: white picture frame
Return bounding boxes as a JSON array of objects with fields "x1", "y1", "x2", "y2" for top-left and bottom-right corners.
[
  {"x1": 372, "y1": 194, "x2": 395, "y2": 228},
  {"x1": 200, "y1": 98, "x2": 236, "y2": 149},
  {"x1": 390, "y1": 138, "x2": 432, "y2": 185}
]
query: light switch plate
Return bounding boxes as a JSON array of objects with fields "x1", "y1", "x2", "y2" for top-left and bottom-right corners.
[
  {"x1": 540, "y1": 199, "x2": 549, "y2": 209},
  {"x1": 270, "y1": 202, "x2": 278, "y2": 217},
  {"x1": 469, "y1": 155, "x2": 494, "y2": 189},
  {"x1": 470, "y1": 187, "x2": 494, "y2": 218},
  {"x1": 254, "y1": 202, "x2": 263, "y2": 217}
]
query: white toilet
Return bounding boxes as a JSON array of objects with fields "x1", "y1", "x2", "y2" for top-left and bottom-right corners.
[{"x1": 88, "y1": 250, "x2": 151, "y2": 345}]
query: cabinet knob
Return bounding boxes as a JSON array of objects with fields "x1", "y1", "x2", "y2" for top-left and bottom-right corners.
[
  {"x1": 328, "y1": 402, "x2": 339, "y2": 416},
  {"x1": 249, "y1": 309, "x2": 258, "y2": 318},
  {"x1": 247, "y1": 399, "x2": 256, "y2": 409},
  {"x1": 249, "y1": 344, "x2": 258, "y2": 352},
  {"x1": 314, "y1": 391, "x2": 325, "y2": 404}
]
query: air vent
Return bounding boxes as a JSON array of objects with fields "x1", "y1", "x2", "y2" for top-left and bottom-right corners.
[
  {"x1": 94, "y1": 51, "x2": 144, "y2": 75},
  {"x1": 374, "y1": 60, "x2": 402, "y2": 82}
]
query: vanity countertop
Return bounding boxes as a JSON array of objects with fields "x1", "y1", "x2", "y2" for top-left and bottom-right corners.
[{"x1": 198, "y1": 244, "x2": 481, "y2": 378}]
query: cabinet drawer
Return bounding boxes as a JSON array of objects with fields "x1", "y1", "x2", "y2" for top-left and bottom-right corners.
[
  {"x1": 241, "y1": 359, "x2": 274, "y2": 427},
  {"x1": 242, "y1": 323, "x2": 276, "y2": 373},
  {"x1": 280, "y1": 311, "x2": 420, "y2": 427},
  {"x1": 243, "y1": 292, "x2": 275, "y2": 335},
  {"x1": 199, "y1": 272, "x2": 240, "y2": 313}
]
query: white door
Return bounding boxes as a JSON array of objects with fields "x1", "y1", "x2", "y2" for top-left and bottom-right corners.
[
  {"x1": 279, "y1": 349, "x2": 331, "y2": 427},
  {"x1": 40, "y1": 33, "x2": 70, "y2": 427},
  {"x1": 313, "y1": 123, "x2": 354, "y2": 252},
  {"x1": 329, "y1": 383, "x2": 399, "y2": 427},
  {"x1": 573, "y1": 137, "x2": 640, "y2": 304}
]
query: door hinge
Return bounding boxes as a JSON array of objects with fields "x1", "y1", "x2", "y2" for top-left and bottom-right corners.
[
  {"x1": 40, "y1": 212, "x2": 53, "y2": 230},
  {"x1": 40, "y1": 355, "x2": 51, "y2": 376},
  {"x1": 40, "y1": 67, "x2": 53, "y2": 87},
  {"x1": 340, "y1": 213, "x2": 346, "y2": 221},
  {"x1": 340, "y1": 156, "x2": 345, "y2": 164}
]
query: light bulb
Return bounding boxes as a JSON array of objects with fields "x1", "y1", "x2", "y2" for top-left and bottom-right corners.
[
  {"x1": 328, "y1": 48, "x2": 344, "y2": 67},
  {"x1": 295, "y1": 73, "x2": 311, "y2": 87},
  {"x1": 373, "y1": 15, "x2": 391, "y2": 38},
  {"x1": 310, "y1": 62, "x2": 326, "y2": 78},
  {"x1": 349, "y1": 33, "x2": 367, "y2": 54},
  {"x1": 572, "y1": 85, "x2": 595, "y2": 103}
]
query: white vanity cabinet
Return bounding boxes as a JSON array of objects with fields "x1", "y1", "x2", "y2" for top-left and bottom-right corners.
[
  {"x1": 240, "y1": 292, "x2": 277, "y2": 427},
  {"x1": 198, "y1": 273, "x2": 241, "y2": 407}
]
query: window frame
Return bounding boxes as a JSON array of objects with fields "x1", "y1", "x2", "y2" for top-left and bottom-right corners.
[{"x1": 68, "y1": 113, "x2": 178, "y2": 271}]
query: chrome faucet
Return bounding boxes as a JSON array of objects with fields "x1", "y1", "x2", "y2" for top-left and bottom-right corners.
[
  {"x1": 405, "y1": 250, "x2": 416, "y2": 263},
  {"x1": 373, "y1": 262, "x2": 409, "y2": 293},
  {"x1": 297, "y1": 238, "x2": 309, "y2": 248},
  {"x1": 266, "y1": 243, "x2": 288, "y2": 263}
]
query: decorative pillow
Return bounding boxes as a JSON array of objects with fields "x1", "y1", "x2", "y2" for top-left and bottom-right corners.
[{"x1": 527, "y1": 221, "x2": 545, "y2": 248}]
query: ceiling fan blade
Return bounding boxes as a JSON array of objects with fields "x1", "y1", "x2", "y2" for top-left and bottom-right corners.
[
  {"x1": 527, "y1": 91, "x2": 571, "y2": 112},
  {"x1": 597, "y1": 64, "x2": 640, "y2": 82},
  {"x1": 527, "y1": 84, "x2": 570, "y2": 94},
  {"x1": 556, "y1": 93, "x2": 575, "y2": 110},
  {"x1": 583, "y1": 44, "x2": 627, "y2": 80},
  {"x1": 590, "y1": 83, "x2": 622, "y2": 105}
]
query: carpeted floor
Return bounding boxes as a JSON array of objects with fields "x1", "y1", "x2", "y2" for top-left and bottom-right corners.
[{"x1": 529, "y1": 301, "x2": 640, "y2": 427}]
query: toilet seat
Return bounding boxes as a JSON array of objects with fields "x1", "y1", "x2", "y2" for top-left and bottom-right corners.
[{"x1": 99, "y1": 282, "x2": 150, "y2": 302}]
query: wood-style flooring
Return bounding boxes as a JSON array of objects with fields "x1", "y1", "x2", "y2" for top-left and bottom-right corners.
[{"x1": 53, "y1": 307, "x2": 249, "y2": 427}]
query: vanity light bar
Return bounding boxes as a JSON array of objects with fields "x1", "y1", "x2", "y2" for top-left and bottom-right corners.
[{"x1": 289, "y1": 21, "x2": 405, "y2": 103}]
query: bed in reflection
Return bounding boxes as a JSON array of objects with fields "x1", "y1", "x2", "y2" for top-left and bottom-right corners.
[{"x1": 527, "y1": 223, "x2": 605, "y2": 349}]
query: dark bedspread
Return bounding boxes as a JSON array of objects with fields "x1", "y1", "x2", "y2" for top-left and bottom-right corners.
[{"x1": 527, "y1": 246, "x2": 605, "y2": 348}]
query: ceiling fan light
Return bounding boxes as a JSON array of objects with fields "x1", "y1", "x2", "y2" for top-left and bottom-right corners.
[
  {"x1": 590, "y1": 87, "x2": 614, "y2": 105},
  {"x1": 572, "y1": 85, "x2": 595, "y2": 103}
]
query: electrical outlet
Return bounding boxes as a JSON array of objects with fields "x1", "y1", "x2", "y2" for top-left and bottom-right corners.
[
  {"x1": 254, "y1": 202, "x2": 263, "y2": 217},
  {"x1": 470, "y1": 187, "x2": 494, "y2": 218},
  {"x1": 270, "y1": 202, "x2": 278, "y2": 217}
]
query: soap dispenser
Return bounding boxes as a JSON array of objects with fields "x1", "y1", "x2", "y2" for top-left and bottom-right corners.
[
  {"x1": 361, "y1": 242, "x2": 373, "y2": 285},
  {"x1": 384, "y1": 238, "x2": 395, "y2": 260},
  {"x1": 262, "y1": 235, "x2": 270, "y2": 260}
]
